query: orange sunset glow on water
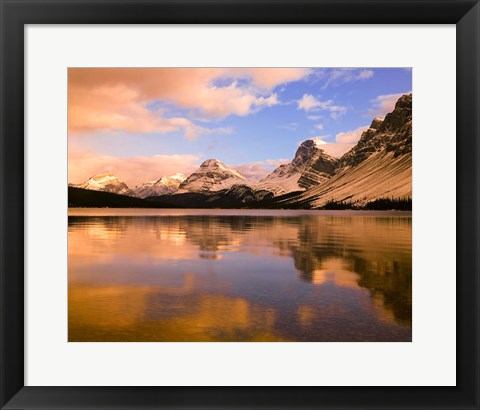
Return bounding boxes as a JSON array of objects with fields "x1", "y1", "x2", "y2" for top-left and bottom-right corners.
[{"x1": 68, "y1": 210, "x2": 412, "y2": 342}]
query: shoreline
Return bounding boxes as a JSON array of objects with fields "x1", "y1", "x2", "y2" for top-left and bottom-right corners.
[{"x1": 68, "y1": 207, "x2": 412, "y2": 217}]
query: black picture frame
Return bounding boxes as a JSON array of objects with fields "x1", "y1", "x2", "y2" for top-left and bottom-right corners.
[{"x1": 1, "y1": 1, "x2": 479, "y2": 409}]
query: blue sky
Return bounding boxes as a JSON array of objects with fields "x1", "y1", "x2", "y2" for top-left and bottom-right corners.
[{"x1": 68, "y1": 68, "x2": 411, "y2": 185}]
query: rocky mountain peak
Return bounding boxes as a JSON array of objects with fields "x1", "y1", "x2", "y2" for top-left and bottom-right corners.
[
  {"x1": 297, "y1": 142, "x2": 338, "y2": 189},
  {"x1": 377, "y1": 93, "x2": 412, "y2": 133},
  {"x1": 338, "y1": 93, "x2": 412, "y2": 168},
  {"x1": 370, "y1": 117, "x2": 384, "y2": 129},
  {"x1": 258, "y1": 138, "x2": 337, "y2": 194},
  {"x1": 200, "y1": 159, "x2": 222, "y2": 168},
  {"x1": 292, "y1": 140, "x2": 320, "y2": 166},
  {"x1": 299, "y1": 139, "x2": 317, "y2": 149}
]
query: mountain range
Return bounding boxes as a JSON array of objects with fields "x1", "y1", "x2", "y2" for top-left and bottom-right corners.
[{"x1": 70, "y1": 94, "x2": 412, "y2": 210}]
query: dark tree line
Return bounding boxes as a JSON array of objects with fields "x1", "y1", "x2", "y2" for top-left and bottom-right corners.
[
  {"x1": 68, "y1": 187, "x2": 175, "y2": 208},
  {"x1": 69, "y1": 186, "x2": 411, "y2": 211},
  {"x1": 322, "y1": 197, "x2": 412, "y2": 211}
]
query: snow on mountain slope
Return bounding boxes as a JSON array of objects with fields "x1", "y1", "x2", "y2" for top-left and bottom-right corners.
[
  {"x1": 72, "y1": 94, "x2": 412, "y2": 208},
  {"x1": 177, "y1": 159, "x2": 248, "y2": 193},
  {"x1": 77, "y1": 173, "x2": 136, "y2": 197},
  {"x1": 134, "y1": 173, "x2": 186, "y2": 198},
  {"x1": 292, "y1": 93, "x2": 412, "y2": 207},
  {"x1": 297, "y1": 151, "x2": 412, "y2": 207},
  {"x1": 256, "y1": 139, "x2": 337, "y2": 195}
]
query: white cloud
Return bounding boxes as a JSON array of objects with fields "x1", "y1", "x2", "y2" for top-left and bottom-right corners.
[
  {"x1": 357, "y1": 69, "x2": 375, "y2": 80},
  {"x1": 280, "y1": 122, "x2": 299, "y2": 131},
  {"x1": 322, "y1": 68, "x2": 375, "y2": 89},
  {"x1": 297, "y1": 94, "x2": 347, "y2": 119},
  {"x1": 298, "y1": 94, "x2": 323, "y2": 111},
  {"x1": 254, "y1": 93, "x2": 279, "y2": 107},
  {"x1": 307, "y1": 115, "x2": 322, "y2": 121},
  {"x1": 314, "y1": 124, "x2": 324, "y2": 130}
]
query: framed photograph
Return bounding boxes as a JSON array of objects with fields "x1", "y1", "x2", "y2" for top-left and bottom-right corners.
[{"x1": 1, "y1": 0, "x2": 479, "y2": 409}]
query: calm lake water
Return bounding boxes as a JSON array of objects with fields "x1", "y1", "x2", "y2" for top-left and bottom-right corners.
[{"x1": 68, "y1": 208, "x2": 412, "y2": 342}]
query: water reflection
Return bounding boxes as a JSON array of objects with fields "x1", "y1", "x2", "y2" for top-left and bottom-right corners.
[{"x1": 68, "y1": 210, "x2": 411, "y2": 342}]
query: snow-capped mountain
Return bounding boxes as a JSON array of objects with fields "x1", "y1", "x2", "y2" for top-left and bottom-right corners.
[
  {"x1": 134, "y1": 173, "x2": 186, "y2": 198},
  {"x1": 291, "y1": 93, "x2": 412, "y2": 207},
  {"x1": 177, "y1": 159, "x2": 248, "y2": 193},
  {"x1": 256, "y1": 139, "x2": 338, "y2": 195},
  {"x1": 76, "y1": 173, "x2": 136, "y2": 197},
  {"x1": 70, "y1": 94, "x2": 412, "y2": 209}
]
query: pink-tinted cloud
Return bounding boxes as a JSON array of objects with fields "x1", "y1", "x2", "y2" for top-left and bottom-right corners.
[
  {"x1": 335, "y1": 125, "x2": 369, "y2": 144},
  {"x1": 303, "y1": 125, "x2": 368, "y2": 159},
  {"x1": 264, "y1": 159, "x2": 290, "y2": 168},
  {"x1": 68, "y1": 151, "x2": 200, "y2": 187},
  {"x1": 234, "y1": 68, "x2": 312, "y2": 89},
  {"x1": 68, "y1": 82, "x2": 233, "y2": 139},
  {"x1": 233, "y1": 162, "x2": 271, "y2": 181},
  {"x1": 368, "y1": 91, "x2": 412, "y2": 117},
  {"x1": 234, "y1": 159, "x2": 290, "y2": 180},
  {"x1": 310, "y1": 137, "x2": 354, "y2": 158},
  {"x1": 68, "y1": 68, "x2": 310, "y2": 137}
]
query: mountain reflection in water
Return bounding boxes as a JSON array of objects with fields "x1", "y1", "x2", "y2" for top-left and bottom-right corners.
[{"x1": 68, "y1": 209, "x2": 412, "y2": 342}]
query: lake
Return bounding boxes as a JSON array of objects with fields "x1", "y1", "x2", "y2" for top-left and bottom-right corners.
[{"x1": 68, "y1": 208, "x2": 412, "y2": 342}]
